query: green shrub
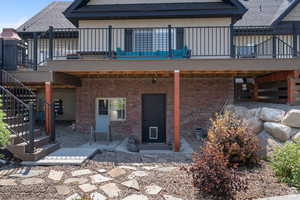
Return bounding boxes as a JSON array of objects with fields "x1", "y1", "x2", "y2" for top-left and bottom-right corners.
[
  {"x1": 271, "y1": 141, "x2": 300, "y2": 188},
  {"x1": 0, "y1": 103, "x2": 10, "y2": 148}
]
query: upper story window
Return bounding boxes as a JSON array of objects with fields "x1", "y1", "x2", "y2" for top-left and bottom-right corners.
[
  {"x1": 132, "y1": 29, "x2": 176, "y2": 52},
  {"x1": 236, "y1": 45, "x2": 257, "y2": 58}
]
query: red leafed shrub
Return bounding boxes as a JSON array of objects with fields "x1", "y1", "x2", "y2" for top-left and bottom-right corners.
[
  {"x1": 208, "y1": 111, "x2": 260, "y2": 167},
  {"x1": 186, "y1": 111, "x2": 260, "y2": 199},
  {"x1": 189, "y1": 143, "x2": 247, "y2": 199}
]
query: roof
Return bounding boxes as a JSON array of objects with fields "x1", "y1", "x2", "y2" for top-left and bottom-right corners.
[
  {"x1": 271, "y1": 0, "x2": 300, "y2": 25},
  {"x1": 17, "y1": 1, "x2": 75, "y2": 32},
  {"x1": 235, "y1": 0, "x2": 300, "y2": 26},
  {"x1": 64, "y1": 0, "x2": 247, "y2": 26}
]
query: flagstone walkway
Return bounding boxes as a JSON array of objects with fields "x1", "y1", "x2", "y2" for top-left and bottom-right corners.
[{"x1": 0, "y1": 151, "x2": 194, "y2": 200}]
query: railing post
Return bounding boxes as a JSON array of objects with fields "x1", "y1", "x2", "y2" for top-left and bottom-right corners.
[
  {"x1": 0, "y1": 38, "x2": 3, "y2": 69},
  {"x1": 293, "y1": 23, "x2": 298, "y2": 57},
  {"x1": 230, "y1": 24, "x2": 235, "y2": 58},
  {"x1": 33, "y1": 32, "x2": 38, "y2": 70},
  {"x1": 108, "y1": 25, "x2": 112, "y2": 58},
  {"x1": 272, "y1": 29, "x2": 277, "y2": 58},
  {"x1": 27, "y1": 103, "x2": 35, "y2": 153},
  {"x1": 168, "y1": 25, "x2": 172, "y2": 58},
  {"x1": 50, "y1": 104, "x2": 56, "y2": 142},
  {"x1": 49, "y1": 26, "x2": 54, "y2": 61}
]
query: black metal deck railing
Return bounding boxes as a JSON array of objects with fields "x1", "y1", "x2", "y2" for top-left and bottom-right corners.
[{"x1": 17, "y1": 25, "x2": 300, "y2": 69}]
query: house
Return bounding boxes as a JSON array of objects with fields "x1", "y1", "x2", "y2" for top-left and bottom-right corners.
[{"x1": 0, "y1": 0, "x2": 300, "y2": 160}]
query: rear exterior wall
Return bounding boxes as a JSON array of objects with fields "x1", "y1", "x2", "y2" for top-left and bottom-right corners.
[{"x1": 76, "y1": 77, "x2": 234, "y2": 143}]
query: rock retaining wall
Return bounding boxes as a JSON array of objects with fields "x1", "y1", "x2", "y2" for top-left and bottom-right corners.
[{"x1": 226, "y1": 105, "x2": 300, "y2": 157}]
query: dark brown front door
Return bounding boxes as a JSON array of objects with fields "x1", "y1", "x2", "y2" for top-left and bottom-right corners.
[{"x1": 142, "y1": 94, "x2": 166, "y2": 143}]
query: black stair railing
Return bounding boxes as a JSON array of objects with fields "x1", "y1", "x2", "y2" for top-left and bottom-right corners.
[{"x1": 0, "y1": 85, "x2": 35, "y2": 153}]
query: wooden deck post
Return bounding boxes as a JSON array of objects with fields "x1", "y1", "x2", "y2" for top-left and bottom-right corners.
[
  {"x1": 45, "y1": 82, "x2": 53, "y2": 136},
  {"x1": 174, "y1": 70, "x2": 180, "y2": 152},
  {"x1": 252, "y1": 81, "x2": 258, "y2": 101},
  {"x1": 288, "y1": 78, "x2": 295, "y2": 105}
]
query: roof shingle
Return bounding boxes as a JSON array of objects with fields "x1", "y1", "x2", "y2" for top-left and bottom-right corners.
[{"x1": 17, "y1": 1, "x2": 75, "y2": 32}]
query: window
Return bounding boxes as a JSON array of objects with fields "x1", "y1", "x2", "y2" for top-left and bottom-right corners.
[
  {"x1": 133, "y1": 29, "x2": 176, "y2": 52},
  {"x1": 98, "y1": 98, "x2": 126, "y2": 121},
  {"x1": 110, "y1": 98, "x2": 126, "y2": 121},
  {"x1": 236, "y1": 45, "x2": 257, "y2": 58}
]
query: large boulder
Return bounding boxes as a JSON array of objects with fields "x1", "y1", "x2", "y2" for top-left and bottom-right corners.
[
  {"x1": 292, "y1": 132, "x2": 300, "y2": 141},
  {"x1": 260, "y1": 108, "x2": 285, "y2": 122},
  {"x1": 249, "y1": 108, "x2": 262, "y2": 118},
  {"x1": 282, "y1": 109, "x2": 300, "y2": 128},
  {"x1": 245, "y1": 117, "x2": 263, "y2": 135},
  {"x1": 264, "y1": 122, "x2": 292, "y2": 142},
  {"x1": 225, "y1": 105, "x2": 251, "y2": 119},
  {"x1": 257, "y1": 131, "x2": 283, "y2": 158}
]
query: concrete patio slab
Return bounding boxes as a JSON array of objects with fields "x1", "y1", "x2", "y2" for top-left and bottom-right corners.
[{"x1": 21, "y1": 148, "x2": 98, "y2": 166}]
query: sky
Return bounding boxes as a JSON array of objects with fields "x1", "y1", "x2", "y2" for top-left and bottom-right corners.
[{"x1": 0, "y1": 0, "x2": 72, "y2": 31}]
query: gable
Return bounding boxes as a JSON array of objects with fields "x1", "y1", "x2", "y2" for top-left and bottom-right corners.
[
  {"x1": 64, "y1": 0, "x2": 247, "y2": 27},
  {"x1": 283, "y1": 3, "x2": 300, "y2": 21},
  {"x1": 271, "y1": 0, "x2": 300, "y2": 25}
]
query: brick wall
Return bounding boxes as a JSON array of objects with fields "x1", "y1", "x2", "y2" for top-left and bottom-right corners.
[{"x1": 76, "y1": 77, "x2": 234, "y2": 143}]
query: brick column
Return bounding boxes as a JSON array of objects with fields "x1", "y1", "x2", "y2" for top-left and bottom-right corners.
[
  {"x1": 45, "y1": 82, "x2": 53, "y2": 135},
  {"x1": 174, "y1": 70, "x2": 180, "y2": 152}
]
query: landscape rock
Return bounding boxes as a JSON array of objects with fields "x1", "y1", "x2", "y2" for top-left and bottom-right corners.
[
  {"x1": 66, "y1": 193, "x2": 81, "y2": 200},
  {"x1": 260, "y1": 108, "x2": 285, "y2": 122},
  {"x1": 48, "y1": 170, "x2": 64, "y2": 181},
  {"x1": 128, "y1": 171, "x2": 148, "y2": 179},
  {"x1": 79, "y1": 183, "x2": 97, "y2": 193},
  {"x1": 9, "y1": 169, "x2": 45, "y2": 178},
  {"x1": 100, "y1": 183, "x2": 121, "y2": 198},
  {"x1": 257, "y1": 131, "x2": 283, "y2": 158},
  {"x1": 55, "y1": 185, "x2": 70, "y2": 195},
  {"x1": 107, "y1": 168, "x2": 127, "y2": 177},
  {"x1": 122, "y1": 194, "x2": 148, "y2": 200},
  {"x1": 71, "y1": 169, "x2": 93, "y2": 177},
  {"x1": 282, "y1": 109, "x2": 300, "y2": 128},
  {"x1": 127, "y1": 143, "x2": 139, "y2": 152},
  {"x1": 292, "y1": 132, "x2": 300, "y2": 141},
  {"x1": 264, "y1": 122, "x2": 292, "y2": 142},
  {"x1": 121, "y1": 179, "x2": 140, "y2": 190},
  {"x1": 145, "y1": 184, "x2": 162, "y2": 194},
  {"x1": 225, "y1": 105, "x2": 251, "y2": 119},
  {"x1": 98, "y1": 169, "x2": 107, "y2": 173},
  {"x1": 249, "y1": 108, "x2": 262, "y2": 118},
  {"x1": 0, "y1": 179, "x2": 17, "y2": 186},
  {"x1": 246, "y1": 117, "x2": 263, "y2": 134},
  {"x1": 91, "y1": 192, "x2": 107, "y2": 200},
  {"x1": 21, "y1": 178, "x2": 45, "y2": 185},
  {"x1": 90, "y1": 174, "x2": 112, "y2": 184},
  {"x1": 64, "y1": 177, "x2": 89, "y2": 185}
]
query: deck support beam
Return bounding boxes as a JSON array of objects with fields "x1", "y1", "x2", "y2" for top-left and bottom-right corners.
[
  {"x1": 45, "y1": 81, "x2": 53, "y2": 136},
  {"x1": 173, "y1": 70, "x2": 181, "y2": 152}
]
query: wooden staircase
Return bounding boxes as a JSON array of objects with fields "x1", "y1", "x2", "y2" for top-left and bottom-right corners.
[{"x1": 0, "y1": 70, "x2": 59, "y2": 161}]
